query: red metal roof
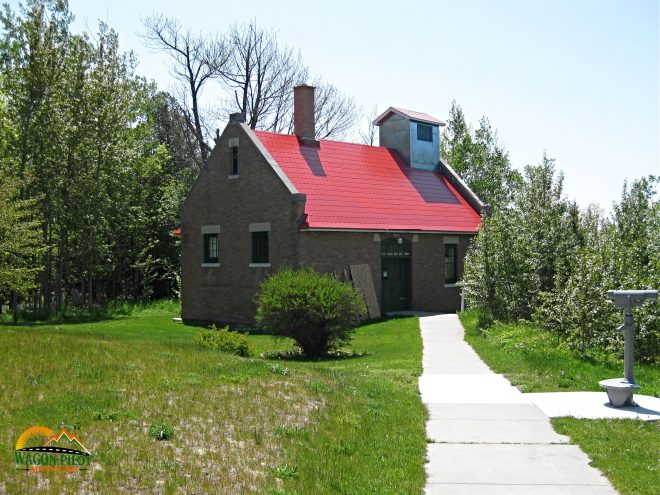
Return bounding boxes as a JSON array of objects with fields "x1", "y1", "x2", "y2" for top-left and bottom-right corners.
[{"x1": 253, "y1": 131, "x2": 482, "y2": 233}]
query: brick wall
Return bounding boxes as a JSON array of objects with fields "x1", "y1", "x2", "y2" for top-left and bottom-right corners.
[
  {"x1": 411, "y1": 234, "x2": 471, "y2": 312},
  {"x1": 180, "y1": 122, "x2": 303, "y2": 323},
  {"x1": 300, "y1": 231, "x2": 471, "y2": 315}
]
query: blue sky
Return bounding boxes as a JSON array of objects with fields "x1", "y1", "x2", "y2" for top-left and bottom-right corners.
[{"x1": 9, "y1": 0, "x2": 659, "y2": 209}]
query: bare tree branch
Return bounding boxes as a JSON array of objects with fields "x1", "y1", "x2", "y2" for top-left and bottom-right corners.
[
  {"x1": 144, "y1": 17, "x2": 359, "y2": 146},
  {"x1": 312, "y1": 80, "x2": 358, "y2": 140},
  {"x1": 142, "y1": 14, "x2": 229, "y2": 163},
  {"x1": 223, "y1": 21, "x2": 307, "y2": 131},
  {"x1": 359, "y1": 105, "x2": 379, "y2": 145}
]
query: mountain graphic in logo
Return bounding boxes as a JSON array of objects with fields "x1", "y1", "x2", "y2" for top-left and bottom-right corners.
[
  {"x1": 44, "y1": 429, "x2": 91, "y2": 455},
  {"x1": 15, "y1": 426, "x2": 91, "y2": 456}
]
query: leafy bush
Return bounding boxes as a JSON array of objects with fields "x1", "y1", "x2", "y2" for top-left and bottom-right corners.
[
  {"x1": 148, "y1": 422, "x2": 174, "y2": 440},
  {"x1": 198, "y1": 326, "x2": 252, "y2": 357},
  {"x1": 463, "y1": 167, "x2": 659, "y2": 363},
  {"x1": 256, "y1": 267, "x2": 366, "y2": 358}
]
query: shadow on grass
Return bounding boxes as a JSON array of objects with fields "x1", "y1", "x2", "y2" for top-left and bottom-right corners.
[
  {"x1": 2, "y1": 313, "x2": 127, "y2": 327},
  {"x1": 184, "y1": 314, "x2": 407, "y2": 335},
  {"x1": 261, "y1": 348, "x2": 370, "y2": 362},
  {"x1": 0, "y1": 299, "x2": 182, "y2": 327},
  {"x1": 182, "y1": 319, "x2": 269, "y2": 334},
  {"x1": 253, "y1": 315, "x2": 415, "y2": 362},
  {"x1": 0, "y1": 310, "x2": 132, "y2": 327}
]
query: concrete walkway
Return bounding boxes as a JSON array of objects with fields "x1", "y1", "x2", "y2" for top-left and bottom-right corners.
[
  {"x1": 419, "y1": 314, "x2": 619, "y2": 495},
  {"x1": 526, "y1": 391, "x2": 660, "y2": 421}
]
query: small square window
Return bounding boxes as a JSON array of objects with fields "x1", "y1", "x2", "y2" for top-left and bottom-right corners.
[
  {"x1": 252, "y1": 231, "x2": 269, "y2": 264},
  {"x1": 230, "y1": 146, "x2": 238, "y2": 175},
  {"x1": 204, "y1": 233, "x2": 218, "y2": 263},
  {"x1": 417, "y1": 124, "x2": 433, "y2": 142},
  {"x1": 444, "y1": 244, "x2": 457, "y2": 285}
]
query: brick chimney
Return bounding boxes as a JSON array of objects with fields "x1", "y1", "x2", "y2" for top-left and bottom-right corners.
[
  {"x1": 229, "y1": 112, "x2": 246, "y2": 123},
  {"x1": 293, "y1": 84, "x2": 318, "y2": 146}
]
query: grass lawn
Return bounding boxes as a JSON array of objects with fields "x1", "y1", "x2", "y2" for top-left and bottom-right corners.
[
  {"x1": 458, "y1": 310, "x2": 659, "y2": 396},
  {"x1": 0, "y1": 306, "x2": 426, "y2": 494},
  {"x1": 552, "y1": 418, "x2": 659, "y2": 495},
  {"x1": 459, "y1": 309, "x2": 660, "y2": 495}
]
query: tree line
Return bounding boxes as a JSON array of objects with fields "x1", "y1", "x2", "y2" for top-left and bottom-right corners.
[
  {"x1": 2, "y1": 0, "x2": 656, "y2": 356},
  {"x1": 442, "y1": 102, "x2": 659, "y2": 362},
  {"x1": 0, "y1": 0, "x2": 359, "y2": 318}
]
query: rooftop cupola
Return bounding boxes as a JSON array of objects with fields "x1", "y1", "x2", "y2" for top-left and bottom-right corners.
[{"x1": 374, "y1": 107, "x2": 446, "y2": 170}]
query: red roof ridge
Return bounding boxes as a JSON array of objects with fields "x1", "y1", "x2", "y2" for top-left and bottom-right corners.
[{"x1": 252, "y1": 129, "x2": 372, "y2": 148}]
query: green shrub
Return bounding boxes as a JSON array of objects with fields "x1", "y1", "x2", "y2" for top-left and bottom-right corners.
[
  {"x1": 256, "y1": 267, "x2": 367, "y2": 358},
  {"x1": 95, "y1": 410, "x2": 119, "y2": 421},
  {"x1": 198, "y1": 326, "x2": 252, "y2": 357},
  {"x1": 462, "y1": 168, "x2": 659, "y2": 363},
  {"x1": 269, "y1": 464, "x2": 298, "y2": 479},
  {"x1": 148, "y1": 422, "x2": 174, "y2": 441},
  {"x1": 476, "y1": 308, "x2": 495, "y2": 330}
]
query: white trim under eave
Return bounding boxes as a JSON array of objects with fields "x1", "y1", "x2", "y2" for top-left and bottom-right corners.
[{"x1": 300, "y1": 228, "x2": 477, "y2": 235}]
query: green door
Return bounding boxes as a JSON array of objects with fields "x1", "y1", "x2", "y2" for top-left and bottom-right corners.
[{"x1": 381, "y1": 238, "x2": 412, "y2": 312}]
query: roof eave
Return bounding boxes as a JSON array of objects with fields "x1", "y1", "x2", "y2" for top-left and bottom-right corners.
[
  {"x1": 374, "y1": 106, "x2": 446, "y2": 127},
  {"x1": 440, "y1": 158, "x2": 491, "y2": 216},
  {"x1": 299, "y1": 227, "x2": 479, "y2": 234}
]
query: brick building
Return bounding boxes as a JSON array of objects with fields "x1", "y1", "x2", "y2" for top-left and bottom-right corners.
[{"x1": 180, "y1": 85, "x2": 486, "y2": 323}]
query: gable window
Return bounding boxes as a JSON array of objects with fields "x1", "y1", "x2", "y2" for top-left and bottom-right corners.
[
  {"x1": 444, "y1": 243, "x2": 458, "y2": 285},
  {"x1": 201, "y1": 225, "x2": 220, "y2": 267},
  {"x1": 417, "y1": 123, "x2": 433, "y2": 142},
  {"x1": 230, "y1": 146, "x2": 238, "y2": 175}
]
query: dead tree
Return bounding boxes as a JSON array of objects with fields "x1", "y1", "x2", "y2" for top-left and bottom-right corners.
[
  {"x1": 360, "y1": 105, "x2": 380, "y2": 146},
  {"x1": 223, "y1": 22, "x2": 307, "y2": 131},
  {"x1": 142, "y1": 14, "x2": 229, "y2": 163},
  {"x1": 313, "y1": 80, "x2": 358, "y2": 140}
]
